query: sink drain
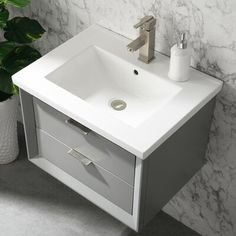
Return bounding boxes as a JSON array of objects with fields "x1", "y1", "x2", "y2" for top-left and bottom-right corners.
[{"x1": 110, "y1": 99, "x2": 127, "y2": 111}]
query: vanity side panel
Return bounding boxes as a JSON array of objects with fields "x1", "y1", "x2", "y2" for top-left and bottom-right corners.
[
  {"x1": 19, "y1": 89, "x2": 38, "y2": 158},
  {"x1": 141, "y1": 98, "x2": 215, "y2": 227},
  {"x1": 136, "y1": 159, "x2": 149, "y2": 231}
]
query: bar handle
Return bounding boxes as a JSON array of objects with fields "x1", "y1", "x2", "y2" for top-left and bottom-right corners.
[
  {"x1": 65, "y1": 118, "x2": 91, "y2": 135},
  {"x1": 67, "y1": 149, "x2": 92, "y2": 166}
]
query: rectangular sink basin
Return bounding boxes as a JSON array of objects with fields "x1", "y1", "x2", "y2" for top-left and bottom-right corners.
[
  {"x1": 12, "y1": 24, "x2": 223, "y2": 158},
  {"x1": 46, "y1": 45, "x2": 181, "y2": 127}
]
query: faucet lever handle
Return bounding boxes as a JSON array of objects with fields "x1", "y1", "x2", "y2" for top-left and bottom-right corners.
[{"x1": 134, "y1": 15, "x2": 156, "y2": 30}]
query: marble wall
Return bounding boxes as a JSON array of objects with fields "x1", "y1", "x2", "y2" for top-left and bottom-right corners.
[{"x1": 13, "y1": 0, "x2": 236, "y2": 235}]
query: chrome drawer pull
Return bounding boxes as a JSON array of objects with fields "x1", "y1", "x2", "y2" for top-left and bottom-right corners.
[
  {"x1": 67, "y1": 149, "x2": 92, "y2": 166},
  {"x1": 65, "y1": 118, "x2": 91, "y2": 135}
]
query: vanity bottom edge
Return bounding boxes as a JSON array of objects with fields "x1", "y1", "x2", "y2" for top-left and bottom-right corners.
[{"x1": 29, "y1": 155, "x2": 138, "y2": 230}]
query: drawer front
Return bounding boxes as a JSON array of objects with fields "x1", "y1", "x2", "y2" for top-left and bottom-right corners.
[
  {"x1": 33, "y1": 98, "x2": 135, "y2": 186},
  {"x1": 37, "y1": 129, "x2": 134, "y2": 214}
]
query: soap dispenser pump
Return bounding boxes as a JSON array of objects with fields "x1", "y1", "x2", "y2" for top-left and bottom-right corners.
[{"x1": 168, "y1": 33, "x2": 191, "y2": 82}]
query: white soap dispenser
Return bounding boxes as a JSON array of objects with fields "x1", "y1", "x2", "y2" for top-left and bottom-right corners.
[{"x1": 168, "y1": 33, "x2": 191, "y2": 82}]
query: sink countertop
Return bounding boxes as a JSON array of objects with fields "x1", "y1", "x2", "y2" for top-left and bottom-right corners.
[{"x1": 13, "y1": 24, "x2": 223, "y2": 159}]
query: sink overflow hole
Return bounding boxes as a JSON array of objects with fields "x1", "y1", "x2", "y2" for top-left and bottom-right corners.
[
  {"x1": 110, "y1": 99, "x2": 127, "y2": 111},
  {"x1": 133, "y1": 69, "x2": 139, "y2": 75}
]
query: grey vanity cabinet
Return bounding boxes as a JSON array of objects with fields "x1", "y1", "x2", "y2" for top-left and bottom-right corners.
[
  {"x1": 20, "y1": 89, "x2": 216, "y2": 231},
  {"x1": 20, "y1": 92, "x2": 136, "y2": 214},
  {"x1": 32, "y1": 97, "x2": 136, "y2": 214}
]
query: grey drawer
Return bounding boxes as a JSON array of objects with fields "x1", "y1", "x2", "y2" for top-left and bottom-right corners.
[
  {"x1": 37, "y1": 129, "x2": 134, "y2": 214},
  {"x1": 33, "y1": 98, "x2": 135, "y2": 186}
]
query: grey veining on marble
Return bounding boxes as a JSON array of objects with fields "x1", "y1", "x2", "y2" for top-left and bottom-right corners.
[{"x1": 11, "y1": 0, "x2": 236, "y2": 235}]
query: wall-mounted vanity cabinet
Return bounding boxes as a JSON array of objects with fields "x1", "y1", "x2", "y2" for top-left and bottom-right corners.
[{"x1": 20, "y1": 89, "x2": 216, "y2": 231}]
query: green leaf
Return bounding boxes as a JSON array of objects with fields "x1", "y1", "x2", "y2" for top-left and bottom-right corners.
[
  {"x1": 0, "y1": 41, "x2": 15, "y2": 63},
  {"x1": 0, "y1": 5, "x2": 9, "y2": 28},
  {"x1": 0, "y1": 90, "x2": 12, "y2": 102},
  {"x1": 2, "y1": 45, "x2": 41, "y2": 74},
  {"x1": 0, "y1": 68, "x2": 14, "y2": 94},
  {"x1": 4, "y1": 17, "x2": 45, "y2": 43},
  {"x1": 1, "y1": 0, "x2": 30, "y2": 8}
]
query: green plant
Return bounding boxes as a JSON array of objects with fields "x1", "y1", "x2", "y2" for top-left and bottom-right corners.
[{"x1": 0, "y1": 0, "x2": 45, "y2": 102}]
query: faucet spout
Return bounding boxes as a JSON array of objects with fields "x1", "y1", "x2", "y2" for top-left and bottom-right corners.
[{"x1": 127, "y1": 36, "x2": 146, "y2": 52}]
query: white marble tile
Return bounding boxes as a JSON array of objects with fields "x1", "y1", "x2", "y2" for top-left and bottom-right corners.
[{"x1": 11, "y1": 0, "x2": 236, "y2": 235}]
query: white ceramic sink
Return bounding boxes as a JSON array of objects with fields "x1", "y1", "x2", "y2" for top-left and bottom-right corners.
[
  {"x1": 13, "y1": 24, "x2": 222, "y2": 158},
  {"x1": 46, "y1": 45, "x2": 181, "y2": 127}
]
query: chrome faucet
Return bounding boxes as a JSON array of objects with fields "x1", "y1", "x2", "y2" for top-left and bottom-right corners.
[{"x1": 127, "y1": 16, "x2": 156, "y2": 63}]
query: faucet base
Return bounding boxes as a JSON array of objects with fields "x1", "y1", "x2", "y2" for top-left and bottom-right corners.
[{"x1": 138, "y1": 55, "x2": 155, "y2": 64}]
